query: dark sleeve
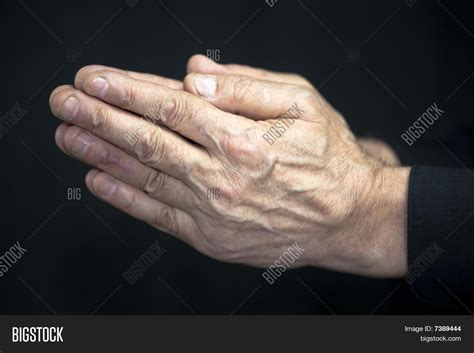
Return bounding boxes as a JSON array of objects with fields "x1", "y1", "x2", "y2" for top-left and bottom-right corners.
[{"x1": 407, "y1": 166, "x2": 474, "y2": 309}]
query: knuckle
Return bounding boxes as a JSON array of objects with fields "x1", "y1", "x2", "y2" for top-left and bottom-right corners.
[
  {"x1": 142, "y1": 170, "x2": 167, "y2": 195},
  {"x1": 90, "y1": 105, "x2": 111, "y2": 134},
  {"x1": 231, "y1": 78, "x2": 255, "y2": 102},
  {"x1": 152, "y1": 206, "x2": 175, "y2": 231},
  {"x1": 222, "y1": 128, "x2": 261, "y2": 162},
  {"x1": 134, "y1": 129, "x2": 162, "y2": 164},
  {"x1": 122, "y1": 189, "x2": 138, "y2": 211},
  {"x1": 119, "y1": 84, "x2": 138, "y2": 109},
  {"x1": 226, "y1": 140, "x2": 254, "y2": 160},
  {"x1": 159, "y1": 93, "x2": 185, "y2": 129}
]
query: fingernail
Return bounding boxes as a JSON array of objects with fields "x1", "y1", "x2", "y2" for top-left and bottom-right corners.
[
  {"x1": 85, "y1": 170, "x2": 96, "y2": 185},
  {"x1": 96, "y1": 176, "x2": 117, "y2": 196},
  {"x1": 70, "y1": 131, "x2": 91, "y2": 157},
  {"x1": 54, "y1": 125, "x2": 65, "y2": 145},
  {"x1": 61, "y1": 96, "x2": 80, "y2": 121},
  {"x1": 194, "y1": 75, "x2": 216, "y2": 98},
  {"x1": 87, "y1": 77, "x2": 109, "y2": 97}
]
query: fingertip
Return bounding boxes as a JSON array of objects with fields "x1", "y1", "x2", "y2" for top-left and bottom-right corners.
[
  {"x1": 194, "y1": 75, "x2": 217, "y2": 99},
  {"x1": 85, "y1": 168, "x2": 100, "y2": 189},
  {"x1": 74, "y1": 65, "x2": 108, "y2": 89},
  {"x1": 186, "y1": 54, "x2": 227, "y2": 75},
  {"x1": 78, "y1": 69, "x2": 116, "y2": 100},
  {"x1": 89, "y1": 171, "x2": 118, "y2": 197},
  {"x1": 186, "y1": 54, "x2": 206, "y2": 73},
  {"x1": 62, "y1": 125, "x2": 92, "y2": 157},
  {"x1": 183, "y1": 73, "x2": 217, "y2": 99},
  {"x1": 49, "y1": 85, "x2": 74, "y2": 111},
  {"x1": 55, "y1": 123, "x2": 70, "y2": 153}
]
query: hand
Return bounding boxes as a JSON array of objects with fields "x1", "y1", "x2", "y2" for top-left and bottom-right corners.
[
  {"x1": 50, "y1": 63, "x2": 409, "y2": 278},
  {"x1": 57, "y1": 57, "x2": 400, "y2": 167},
  {"x1": 186, "y1": 54, "x2": 400, "y2": 166}
]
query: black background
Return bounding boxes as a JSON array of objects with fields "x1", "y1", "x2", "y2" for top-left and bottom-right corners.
[{"x1": 0, "y1": 0, "x2": 472, "y2": 314}]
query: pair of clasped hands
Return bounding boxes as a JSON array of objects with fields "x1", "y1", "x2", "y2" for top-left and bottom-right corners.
[{"x1": 49, "y1": 54, "x2": 410, "y2": 278}]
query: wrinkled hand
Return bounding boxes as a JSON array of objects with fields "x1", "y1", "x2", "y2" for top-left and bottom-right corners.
[
  {"x1": 50, "y1": 59, "x2": 409, "y2": 277},
  {"x1": 186, "y1": 55, "x2": 401, "y2": 166}
]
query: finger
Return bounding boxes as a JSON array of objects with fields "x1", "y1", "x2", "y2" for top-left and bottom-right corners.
[
  {"x1": 76, "y1": 70, "x2": 252, "y2": 148},
  {"x1": 58, "y1": 124, "x2": 197, "y2": 211},
  {"x1": 85, "y1": 169, "x2": 198, "y2": 244},
  {"x1": 75, "y1": 65, "x2": 182, "y2": 90},
  {"x1": 186, "y1": 54, "x2": 314, "y2": 89},
  {"x1": 50, "y1": 85, "x2": 208, "y2": 181},
  {"x1": 183, "y1": 73, "x2": 310, "y2": 120},
  {"x1": 55, "y1": 122, "x2": 72, "y2": 156}
]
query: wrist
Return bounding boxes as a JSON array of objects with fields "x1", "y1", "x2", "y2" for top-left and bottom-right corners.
[{"x1": 356, "y1": 166, "x2": 410, "y2": 277}]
